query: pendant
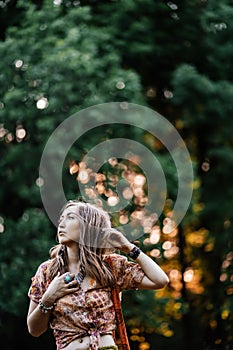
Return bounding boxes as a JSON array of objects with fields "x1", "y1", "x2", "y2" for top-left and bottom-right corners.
[
  {"x1": 75, "y1": 272, "x2": 85, "y2": 284},
  {"x1": 90, "y1": 278, "x2": 96, "y2": 288}
]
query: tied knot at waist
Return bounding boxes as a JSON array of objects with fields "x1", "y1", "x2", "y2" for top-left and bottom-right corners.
[
  {"x1": 88, "y1": 328, "x2": 100, "y2": 350},
  {"x1": 86, "y1": 329, "x2": 114, "y2": 350}
]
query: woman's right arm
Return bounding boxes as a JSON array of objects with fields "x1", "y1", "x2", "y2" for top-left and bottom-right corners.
[
  {"x1": 27, "y1": 298, "x2": 52, "y2": 337},
  {"x1": 27, "y1": 272, "x2": 80, "y2": 337}
]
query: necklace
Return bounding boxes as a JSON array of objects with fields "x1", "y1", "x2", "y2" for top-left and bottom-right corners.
[{"x1": 74, "y1": 265, "x2": 85, "y2": 284}]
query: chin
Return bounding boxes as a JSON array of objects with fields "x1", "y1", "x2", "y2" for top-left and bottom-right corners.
[
  {"x1": 58, "y1": 238, "x2": 69, "y2": 244},
  {"x1": 59, "y1": 238, "x2": 77, "y2": 246}
]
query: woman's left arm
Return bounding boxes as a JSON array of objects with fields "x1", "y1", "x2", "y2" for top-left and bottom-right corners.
[
  {"x1": 109, "y1": 230, "x2": 169, "y2": 290},
  {"x1": 134, "y1": 249, "x2": 169, "y2": 290},
  {"x1": 121, "y1": 242, "x2": 169, "y2": 290}
]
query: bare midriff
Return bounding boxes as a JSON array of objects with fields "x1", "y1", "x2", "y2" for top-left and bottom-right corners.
[{"x1": 62, "y1": 334, "x2": 115, "y2": 350}]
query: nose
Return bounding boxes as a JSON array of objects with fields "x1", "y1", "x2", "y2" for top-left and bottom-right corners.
[{"x1": 58, "y1": 217, "x2": 65, "y2": 229}]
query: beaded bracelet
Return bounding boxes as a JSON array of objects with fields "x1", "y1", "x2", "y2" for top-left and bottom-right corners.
[
  {"x1": 39, "y1": 299, "x2": 55, "y2": 313},
  {"x1": 128, "y1": 245, "x2": 141, "y2": 260}
]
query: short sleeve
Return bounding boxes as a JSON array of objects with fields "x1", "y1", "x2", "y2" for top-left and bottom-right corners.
[
  {"x1": 28, "y1": 260, "x2": 52, "y2": 304},
  {"x1": 107, "y1": 254, "x2": 145, "y2": 290}
]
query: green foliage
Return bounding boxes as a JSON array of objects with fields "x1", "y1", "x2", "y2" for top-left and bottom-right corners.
[
  {"x1": 170, "y1": 0, "x2": 233, "y2": 347},
  {"x1": 0, "y1": 0, "x2": 145, "y2": 321},
  {"x1": 0, "y1": 0, "x2": 144, "y2": 212},
  {"x1": 0, "y1": 0, "x2": 233, "y2": 349},
  {"x1": 0, "y1": 209, "x2": 53, "y2": 317}
]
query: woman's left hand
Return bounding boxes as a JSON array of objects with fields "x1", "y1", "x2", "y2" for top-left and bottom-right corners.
[{"x1": 107, "y1": 229, "x2": 134, "y2": 254}]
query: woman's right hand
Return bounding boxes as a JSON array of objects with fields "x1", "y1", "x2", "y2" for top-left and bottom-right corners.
[{"x1": 41, "y1": 272, "x2": 80, "y2": 305}]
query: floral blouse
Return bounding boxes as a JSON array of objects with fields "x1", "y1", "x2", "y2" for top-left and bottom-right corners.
[{"x1": 28, "y1": 253, "x2": 145, "y2": 350}]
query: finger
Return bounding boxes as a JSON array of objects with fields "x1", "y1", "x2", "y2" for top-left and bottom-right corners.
[
  {"x1": 67, "y1": 280, "x2": 78, "y2": 288},
  {"x1": 66, "y1": 282, "x2": 80, "y2": 293},
  {"x1": 53, "y1": 271, "x2": 61, "y2": 280},
  {"x1": 63, "y1": 273, "x2": 74, "y2": 284}
]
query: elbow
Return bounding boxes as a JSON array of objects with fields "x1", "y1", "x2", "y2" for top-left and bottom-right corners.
[
  {"x1": 28, "y1": 329, "x2": 42, "y2": 338},
  {"x1": 157, "y1": 274, "x2": 170, "y2": 289},
  {"x1": 163, "y1": 273, "x2": 170, "y2": 286},
  {"x1": 27, "y1": 323, "x2": 46, "y2": 338}
]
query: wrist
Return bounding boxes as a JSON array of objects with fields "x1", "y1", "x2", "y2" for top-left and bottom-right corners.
[
  {"x1": 123, "y1": 243, "x2": 135, "y2": 255},
  {"x1": 39, "y1": 299, "x2": 55, "y2": 313},
  {"x1": 41, "y1": 292, "x2": 56, "y2": 306},
  {"x1": 128, "y1": 245, "x2": 141, "y2": 260}
]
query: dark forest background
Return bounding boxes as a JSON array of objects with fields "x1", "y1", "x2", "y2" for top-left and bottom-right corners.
[{"x1": 0, "y1": 1, "x2": 232, "y2": 349}]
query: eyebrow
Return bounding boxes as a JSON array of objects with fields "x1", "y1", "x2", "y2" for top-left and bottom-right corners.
[{"x1": 60, "y1": 212, "x2": 79, "y2": 219}]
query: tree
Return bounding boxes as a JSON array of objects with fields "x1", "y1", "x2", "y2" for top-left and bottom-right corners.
[
  {"x1": 0, "y1": 2, "x2": 145, "y2": 348},
  {"x1": 171, "y1": 1, "x2": 233, "y2": 348},
  {"x1": 1, "y1": 0, "x2": 233, "y2": 349}
]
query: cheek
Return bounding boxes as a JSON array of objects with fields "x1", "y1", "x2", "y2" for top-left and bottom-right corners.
[{"x1": 70, "y1": 222, "x2": 79, "y2": 233}]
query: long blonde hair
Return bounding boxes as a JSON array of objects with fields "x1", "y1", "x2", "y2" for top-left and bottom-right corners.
[{"x1": 49, "y1": 200, "x2": 116, "y2": 287}]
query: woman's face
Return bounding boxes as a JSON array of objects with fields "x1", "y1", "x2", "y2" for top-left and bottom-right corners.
[{"x1": 57, "y1": 205, "x2": 80, "y2": 245}]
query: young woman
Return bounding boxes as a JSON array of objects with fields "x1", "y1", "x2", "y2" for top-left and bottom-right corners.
[{"x1": 27, "y1": 200, "x2": 169, "y2": 350}]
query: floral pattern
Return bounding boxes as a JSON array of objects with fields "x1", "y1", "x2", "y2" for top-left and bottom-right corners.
[{"x1": 28, "y1": 254, "x2": 145, "y2": 349}]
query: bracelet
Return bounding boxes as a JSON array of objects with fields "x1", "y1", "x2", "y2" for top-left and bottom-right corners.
[
  {"x1": 39, "y1": 299, "x2": 55, "y2": 313},
  {"x1": 128, "y1": 245, "x2": 141, "y2": 260}
]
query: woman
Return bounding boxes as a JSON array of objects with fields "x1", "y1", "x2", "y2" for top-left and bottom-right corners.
[{"x1": 27, "y1": 200, "x2": 169, "y2": 350}]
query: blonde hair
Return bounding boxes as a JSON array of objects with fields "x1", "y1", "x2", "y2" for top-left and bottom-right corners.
[{"x1": 49, "y1": 200, "x2": 116, "y2": 287}]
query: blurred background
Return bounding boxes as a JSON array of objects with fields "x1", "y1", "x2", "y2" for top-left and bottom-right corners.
[{"x1": 0, "y1": 0, "x2": 232, "y2": 349}]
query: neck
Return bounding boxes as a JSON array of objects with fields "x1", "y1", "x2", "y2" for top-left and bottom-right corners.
[{"x1": 66, "y1": 245, "x2": 79, "y2": 265}]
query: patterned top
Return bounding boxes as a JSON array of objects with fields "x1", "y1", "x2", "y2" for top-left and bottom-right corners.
[{"x1": 28, "y1": 254, "x2": 145, "y2": 350}]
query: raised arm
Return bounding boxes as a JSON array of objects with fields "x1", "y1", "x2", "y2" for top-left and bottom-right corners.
[
  {"x1": 109, "y1": 229, "x2": 169, "y2": 290},
  {"x1": 126, "y1": 245, "x2": 169, "y2": 289}
]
